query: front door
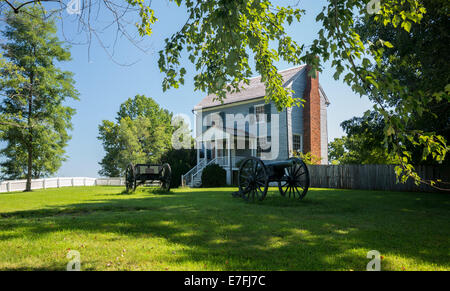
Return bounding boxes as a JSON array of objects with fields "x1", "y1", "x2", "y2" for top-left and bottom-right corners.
[{"x1": 211, "y1": 146, "x2": 216, "y2": 159}]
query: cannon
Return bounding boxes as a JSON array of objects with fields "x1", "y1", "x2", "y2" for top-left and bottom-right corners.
[
  {"x1": 236, "y1": 157, "x2": 310, "y2": 201},
  {"x1": 125, "y1": 163, "x2": 171, "y2": 192}
]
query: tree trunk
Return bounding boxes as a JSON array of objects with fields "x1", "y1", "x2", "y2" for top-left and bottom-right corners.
[
  {"x1": 25, "y1": 74, "x2": 33, "y2": 192},
  {"x1": 25, "y1": 138, "x2": 32, "y2": 191}
]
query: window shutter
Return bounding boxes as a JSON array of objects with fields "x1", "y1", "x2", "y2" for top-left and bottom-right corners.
[
  {"x1": 249, "y1": 106, "x2": 255, "y2": 124},
  {"x1": 265, "y1": 104, "x2": 271, "y2": 122},
  {"x1": 219, "y1": 112, "x2": 226, "y2": 129}
]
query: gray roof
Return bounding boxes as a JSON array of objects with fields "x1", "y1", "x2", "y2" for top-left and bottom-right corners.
[{"x1": 194, "y1": 65, "x2": 307, "y2": 110}]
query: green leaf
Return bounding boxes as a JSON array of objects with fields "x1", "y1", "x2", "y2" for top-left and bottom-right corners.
[
  {"x1": 384, "y1": 41, "x2": 394, "y2": 48},
  {"x1": 402, "y1": 21, "x2": 412, "y2": 32}
]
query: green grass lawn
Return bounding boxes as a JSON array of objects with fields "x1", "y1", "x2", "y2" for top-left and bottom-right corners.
[{"x1": 0, "y1": 186, "x2": 448, "y2": 271}]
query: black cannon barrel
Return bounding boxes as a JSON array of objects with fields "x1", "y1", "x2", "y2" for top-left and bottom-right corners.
[{"x1": 264, "y1": 159, "x2": 295, "y2": 168}]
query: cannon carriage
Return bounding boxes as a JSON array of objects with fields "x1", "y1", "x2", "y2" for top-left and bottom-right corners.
[
  {"x1": 236, "y1": 157, "x2": 310, "y2": 201},
  {"x1": 125, "y1": 163, "x2": 171, "y2": 192}
]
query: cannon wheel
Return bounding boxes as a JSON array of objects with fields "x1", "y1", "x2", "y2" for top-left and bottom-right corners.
[
  {"x1": 160, "y1": 163, "x2": 172, "y2": 192},
  {"x1": 125, "y1": 163, "x2": 136, "y2": 192},
  {"x1": 278, "y1": 158, "x2": 310, "y2": 199},
  {"x1": 238, "y1": 157, "x2": 269, "y2": 201}
]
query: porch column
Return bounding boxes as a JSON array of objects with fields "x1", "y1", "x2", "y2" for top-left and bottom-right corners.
[
  {"x1": 214, "y1": 139, "x2": 218, "y2": 160},
  {"x1": 227, "y1": 137, "x2": 232, "y2": 185},
  {"x1": 203, "y1": 141, "x2": 207, "y2": 162},
  {"x1": 251, "y1": 139, "x2": 256, "y2": 156},
  {"x1": 196, "y1": 141, "x2": 200, "y2": 165}
]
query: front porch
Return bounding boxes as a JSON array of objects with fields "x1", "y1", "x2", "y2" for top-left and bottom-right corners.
[{"x1": 182, "y1": 126, "x2": 257, "y2": 187}]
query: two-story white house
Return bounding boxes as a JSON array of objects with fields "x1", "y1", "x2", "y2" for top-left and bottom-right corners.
[{"x1": 183, "y1": 65, "x2": 330, "y2": 187}]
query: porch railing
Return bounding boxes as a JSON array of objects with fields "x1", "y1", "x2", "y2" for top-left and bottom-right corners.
[
  {"x1": 190, "y1": 158, "x2": 218, "y2": 185},
  {"x1": 215, "y1": 156, "x2": 248, "y2": 168},
  {"x1": 182, "y1": 156, "x2": 251, "y2": 187},
  {"x1": 181, "y1": 158, "x2": 207, "y2": 187}
]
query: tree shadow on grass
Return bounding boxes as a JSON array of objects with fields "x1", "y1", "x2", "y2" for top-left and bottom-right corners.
[
  {"x1": 118, "y1": 186, "x2": 175, "y2": 196},
  {"x1": 0, "y1": 188, "x2": 449, "y2": 270}
]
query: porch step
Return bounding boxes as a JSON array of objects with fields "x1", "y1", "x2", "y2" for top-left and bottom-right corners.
[
  {"x1": 190, "y1": 176, "x2": 202, "y2": 188},
  {"x1": 184, "y1": 156, "x2": 241, "y2": 188}
]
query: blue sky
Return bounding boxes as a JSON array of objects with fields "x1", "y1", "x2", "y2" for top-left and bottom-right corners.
[{"x1": 49, "y1": 0, "x2": 373, "y2": 177}]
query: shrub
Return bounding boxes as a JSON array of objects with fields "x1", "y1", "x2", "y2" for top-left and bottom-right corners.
[
  {"x1": 201, "y1": 164, "x2": 227, "y2": 187},
  {"x1": 160, "y1": 148, "x2": 197, "y2": 188},
  {"x1": 293, "y1": 151, "x2": 322, "y2": 165}
]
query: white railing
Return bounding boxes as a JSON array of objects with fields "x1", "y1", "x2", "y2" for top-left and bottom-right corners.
[
  {"x1": 182, "y1": 156, "x2": 249, "y2": 187},
  {"x1": 182, "y1": 158, "x2": 207, "y2": 186},
  {"x1": 0, "y1": 177, "x2": 125, "y2": 193},
  {"x1": 215, "y1": 156, "x2": 247, "y2": 168},
  {"x1": 191, "y1": 158, "x2": 218, "y2": 183},
  {"x1": 216, "y1": 156, "x2": 228, "y2": 167}
]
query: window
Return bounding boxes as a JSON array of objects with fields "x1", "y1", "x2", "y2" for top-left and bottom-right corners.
[
  {"x1": 255, "y1": 105, "x2": 265, "y2": 123},
  {"x1": 293, "y1": 134, "x2": 302, "y2": 152}
]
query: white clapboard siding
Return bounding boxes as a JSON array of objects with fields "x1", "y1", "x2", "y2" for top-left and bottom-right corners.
[{"x1": 0, "y1": 177, "x2": 124, "y2": 193}]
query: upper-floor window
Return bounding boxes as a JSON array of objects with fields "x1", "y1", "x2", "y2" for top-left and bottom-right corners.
[
  {"x1": 255, "y1": 104, "x2": 265, "y2": 123},
  {"x1": 293, "y1": 134, "x2": 302, "y2": 152}
]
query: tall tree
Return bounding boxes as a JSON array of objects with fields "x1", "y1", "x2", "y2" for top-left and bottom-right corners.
[
  {"x1": 98, "y1": 95, "x2": 173, "y2": 176},
  {"x1": 331, "y1": 111, "x2": 393, "y2": 165},
  {"x1": 328, "y1": 111, "x2": 394, "y2": 165},
  {"x1": 0, "y1": 7, "x2": 78, "y2": 190},
  {"x1": 331, "y1": 106, "x2": 449, "y2": 167},
  {"x1": 354, "y1": 0, "x2": 450, "y2": 167},
  {"x1": 329, "y1": 135, "x2": 393, "y2": 165}
]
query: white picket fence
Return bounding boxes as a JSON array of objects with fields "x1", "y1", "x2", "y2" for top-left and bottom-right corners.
[{"x1": 0, "y1": 177, "x2": 125, "y2": 193}]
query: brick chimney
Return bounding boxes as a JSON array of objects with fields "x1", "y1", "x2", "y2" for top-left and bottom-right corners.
[{"x1": 302, "y1": 66, "x2": 321, "y2": 163}]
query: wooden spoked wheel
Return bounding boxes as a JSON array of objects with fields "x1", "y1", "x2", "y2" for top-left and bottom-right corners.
[
  {"x1": 125, "y1": 163, "x2": 136, "y2": 192},
  {"x1": 238, "y1": 157, "x2": 269, "y2": 201},
  {"x1": 160, "y1": 163, "x2": 172, "y2": 192},
  {"x1": 278, "y1": 158, "x2": 310, "y2": 199}
]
